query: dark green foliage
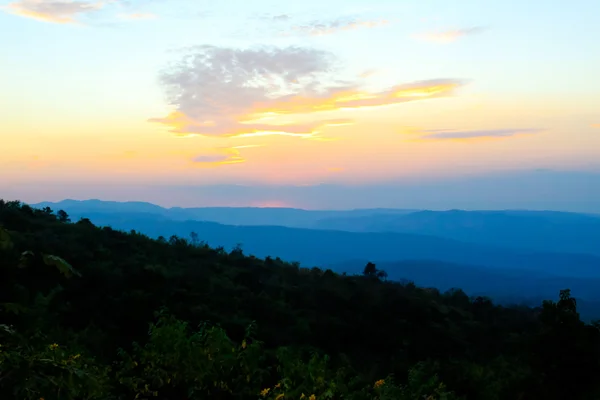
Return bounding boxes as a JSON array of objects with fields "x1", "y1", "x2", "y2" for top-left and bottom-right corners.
[
  {"x1": 1, "y1": 199, "x2": 600, "y2": 399},
  {"x1": 56, "y1": 210, "x2": 70, "y2": 223},
  {"x1": 362, "y1": 262, "x2": 388, "y2": 281}
]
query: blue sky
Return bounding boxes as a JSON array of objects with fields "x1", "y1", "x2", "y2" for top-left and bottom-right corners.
[{"x1": 1, "y1": 0, "x2": 599, "y2": 209}]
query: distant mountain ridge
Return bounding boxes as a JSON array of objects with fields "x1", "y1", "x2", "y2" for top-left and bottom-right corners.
[
  {"x1": 32, "y1": 199, "x2": 417, "y2": 228},
  {"x1": 33, "y1": 199, "x2": 600, "y2": 256},
  {"x1": 314, "y1": 209, "x2": 600, "y2": 256}
]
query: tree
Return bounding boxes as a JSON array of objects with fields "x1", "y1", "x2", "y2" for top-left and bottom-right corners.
[
  {"x1": 363, "y1": 262, "x2": 378, "y2": 277},
  {"x1": 57, "y1": 209, "x2": 70, "y2": 223},
  {"x1": 376, "y1": 269, "x2": 388, "y2": 281},
  {"x1": 189, "y1": 231, "x2": 199, "y2": 247},
  {"x1": 558, "y1": 288, "x2": 578, "y2": 314},
  {"x1": 231, "y1": 243, "x2": 244, "y2": 256},
  {"x1": 77, "y1": 217, "x2": 94, "y2": 227},
  {"x1": 363, "y1": 262, "x2": 388, "y2": 281}
]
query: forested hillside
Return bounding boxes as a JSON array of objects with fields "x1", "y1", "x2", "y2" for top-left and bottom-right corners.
[
  {"x1": 2, "y1": 199, "x2": 600, "y2": 399},
  {"x1": 34, "y1": 209, "x2": 600, "y2": 279}
]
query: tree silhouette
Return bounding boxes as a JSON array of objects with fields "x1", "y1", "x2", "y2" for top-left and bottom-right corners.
[
  {"x1": 363, "y1": 262, "x2": 388, "y2": 281},
  {"x1": 56, "y1": 209, "x2": 70, "y2": 223},
  {"x1": 363, "y1": 262, "x2": 378, "y2": 277},
  {"x1": 189, "y1": 231, "x2": 200, "y2": 247},
  {"x1": 376, "y1": 269, "x2": 388, "y2": 281}
]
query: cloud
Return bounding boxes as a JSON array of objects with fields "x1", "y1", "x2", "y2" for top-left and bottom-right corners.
[
  {"x1": 358, "y1": 69, "x2": 379, "y2": 79},
  {"x1": 415, "y1": 26, "x2": 486, "y2": 43},
  {"x1": 284, "y1": 17, "x2": 389, "y2": 37},
  {"x1": 3, "y1": 0, "x2": 106, "y2": 23},
  {"x1": 270, "y1": 13, "x2": 290, "y2": 21},
  {"x1": 247, "y1": 78, "x2": 463, "y2": 118},
  {"x1": 418, "y1": 128, "x2": 543, "y2": 140},
  {"x1": 192, "y1": 154, "x2": 230, "y2": 163},
  {"x1": 592, "y1": 124, "x2": 600, "y2": 128},
  {"x1": 191, "y1": 145, "x2": 262, "y2": 167},
  {"x1": 150, "y1": 45, "x2": 465, "y2": 139},
  {"x1": 253, "y1": 12, "x2": 291, "y2": 22},
  {"x1": 3, "y1": 0, "x2": 163, "y2": 24}
]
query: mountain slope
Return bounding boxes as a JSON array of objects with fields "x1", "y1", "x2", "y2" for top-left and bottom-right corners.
[
  {"x1": 66, "y1": 211, "x2": 600, "y2": 278},
  {"x1": 330, "y1": 259, "x2": 600, "y2": 317},
  {"x1": 4, "y1": 199, "x2": 600, "y2": 399}
]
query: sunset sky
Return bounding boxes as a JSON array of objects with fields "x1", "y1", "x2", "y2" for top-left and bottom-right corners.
[{"x1": 2, "y1": 0, "x2": 600, "y2": 209}]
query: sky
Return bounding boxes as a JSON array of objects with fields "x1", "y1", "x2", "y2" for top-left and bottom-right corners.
[{"x1": 2, "y1": 0, "x2": 600, "y2": 210}]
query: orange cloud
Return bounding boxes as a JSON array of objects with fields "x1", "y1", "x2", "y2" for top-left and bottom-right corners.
[
  {"x1": 190, "y1": 145, "x2": 262, "y2": 168},
  {"x1": 150, "y1": 45, "x2": 466, "y2": 139},
  {"x1": 4, "y1": 0, "x2": 103, "y2": 24},
  {"x1": 414, "y1": 27, "x2": 486, "y2": 43},
  {"x1": 151, "y1": 113, "x2": 351, "y2": 140},
  {"x1": 247, "y1": 79, "x2": 463, "y2": 118},
  {"x1": 592, "y1": 124, "x2": 600, "y2": 128}
]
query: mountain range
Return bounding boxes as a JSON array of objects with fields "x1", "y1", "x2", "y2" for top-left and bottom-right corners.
[{"x1": 31, "y1": 199, "x2": 600, "y2": 318}]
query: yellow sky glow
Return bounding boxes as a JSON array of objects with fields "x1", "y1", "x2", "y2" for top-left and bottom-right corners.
[{"x1": 2, "y1": 1, "x2": 600, "y2": 195}]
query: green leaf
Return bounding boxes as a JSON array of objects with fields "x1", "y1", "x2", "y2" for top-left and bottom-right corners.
[
  {"x1": 0, "y1": 323, "x2": 15, "y2": 334},
  {"x1": 42, "y1": 254, "x2": 81, "y2": 278},
  {"x1": 18, "y1": 250, "x2": 35, "y2": 268}
]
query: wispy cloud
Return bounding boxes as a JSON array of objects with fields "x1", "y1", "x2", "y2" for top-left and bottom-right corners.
[
  {"x1": 258, "y1": 13, "x2": 290, "y2": 22},
  {"x1": 414, "y1": 26, "x2": 486, "y2": 43},
  {"x1": 358, "y1": 69, "x2": 379, "y2": 79},
  {"x1": 284, "y1": 17, "x2": 389, "y2": 37},
  {"x1": 192, "y1": 154, "x2": 231, "y2": 163},
  {"x1": 271, "y1": 14, "x2": 290, "y2": 21},
  {"x1": 3, "y1": 0, "x2": 163, "y2": 24},
  {"x1": 246, "y1": 79, "x2": 463, "y2": 118},
  {"x1": 253, "y1": 12, "x2": 291, "y2": 22},
  {"x1": 4, "y1": 0, "x2": 104, "y2": 23},
  {"x1": 191, "y1": 145, "x2": 262, "y2": 167},
  {"x1": 150, "y1": 45, "x2": 465, "y2": 139},
  {"x1": 415, "y1": 128, "x2": 543, "y2": 140}
]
